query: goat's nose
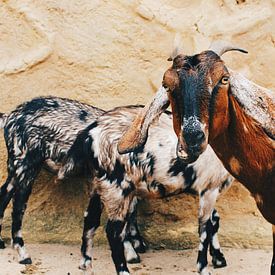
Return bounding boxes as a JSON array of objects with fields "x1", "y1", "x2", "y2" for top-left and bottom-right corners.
[{"x1": 184, "y1": 130, "x2": 205, "y2": 146}]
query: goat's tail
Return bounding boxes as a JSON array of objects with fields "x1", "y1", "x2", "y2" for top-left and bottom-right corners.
[{"x1": 0, "y1": 113, "x2": 7, "y2": 129}]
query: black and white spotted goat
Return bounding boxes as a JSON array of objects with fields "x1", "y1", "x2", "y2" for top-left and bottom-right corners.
[
  {"x1": 59, "y1": 104, "x2": 233, "y2": 275},
  {"x1": 0, "y1": 97, "x2": 147, "y2": 266}
]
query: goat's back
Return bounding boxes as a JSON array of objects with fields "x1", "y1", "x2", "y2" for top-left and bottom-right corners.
[{"x1": 4, "y1": 96, "x2": 104, "y2": 164}]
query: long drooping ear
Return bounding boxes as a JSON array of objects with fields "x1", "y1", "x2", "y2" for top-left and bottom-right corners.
[
  {"x1": 209, "y1": 40, "x2": 248, "y2": 56},
  {"x1": 229, "y1": 69, "x2": 275, "y2": 139},
  {"x1": 117, "y1": 86, "x2": 170, "y2": 154}
]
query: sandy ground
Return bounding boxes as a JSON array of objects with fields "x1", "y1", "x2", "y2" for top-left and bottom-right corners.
[{"x1": 0, "y1": 244, "x2": 271, "y2": 275}]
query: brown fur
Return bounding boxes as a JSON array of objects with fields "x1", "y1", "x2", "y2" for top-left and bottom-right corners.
[
  {"x1": 211, "y1": 94, "x2": 275, "y2": 222},
  {"x1": 170, "y1": 53, "x2": 275, "y2": 273}
]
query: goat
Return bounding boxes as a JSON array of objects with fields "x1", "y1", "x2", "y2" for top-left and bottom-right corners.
[
  {"x1": 0, "y1": 97, "x2": 147, "y2": 265},
  {"x1": 59, "y1": 105, "x2": 233, "y2": 275},
  {"x1": 117, "y1": 41, "x2": 275, "y2": 275}
]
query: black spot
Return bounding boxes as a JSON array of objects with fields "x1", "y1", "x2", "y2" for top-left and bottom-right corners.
[
  {"x1": 79, "y1": 110, "x2": 88, "y2": 121},
  {"x1": 168, "y1": 158, "x2": 186, "y2": 176},
  {"x1": 219, "y1": 178, "x2": 232, "y2": 192},
  {"x1": 13, "y1": 237, "x2": 24, "y2": 247},
  {"x1": 184, "y1": 165, "x2": 197, "y2": 186},
  {"x1": 182, "y1": 165, "x2": 197, "y2": 194},
  {"x1": 146, "y1": 152, "x2": 155, "y2": 176},
  {"x1": 141, "y1": 174, "x2": 147, "y2": 182},
  {"x1": 150, "y1": 180, "x2": 166, "y2": 197},
  {"x1": 23, "y1": 98, "x2": 59, "y2": 115},
  {"x1": 200, "y1": 188, "x2": 208, "y2": 197},
  {"x1": 122, "y1": 181, "x2": 135, "y2": 197},
  {"x1": 62, "y1": 122, "x2": 98, "y2": 177},
  {"x1": 131, "y1": 144, "x2": 145, "y2": 155},
  {"x1": 129, "y1": 152, "x2": 140, "y2": 167},
  {"x1": 130, "y1": 151, "x2": 155, "y2": 177},
  {"x1": 105, "y1": 160, "x2": 125, "y2": 185}
]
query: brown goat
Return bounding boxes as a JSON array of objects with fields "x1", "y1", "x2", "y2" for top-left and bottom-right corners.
[{"x1": 118, "y1": 41, "x2": 275, "y2": 275}]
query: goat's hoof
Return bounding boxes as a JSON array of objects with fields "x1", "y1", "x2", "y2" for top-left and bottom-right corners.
[
  {"x1": 0, "y1": 240, "x2": 5, "y2": 249},
  {"x1": 79, "y1": 264, "x2": 94, "y2": 275},
  {"x1": 127, "y1": 255, "x2": 141, "y2": 264},
  {"x1": 79, "y1": 257, "x2": 92, "y2": 271},
  {"x1": 133, "y1": 241, "x2": 147, "y2": 254},
  {"x1": 212, "y1": 256, "x2": 227, "y2": 268},
  {"x1": 19, "y1": 257, "x2": 32, "y2": 265},
  {"x1": 199, "y1": 268, "x2": 211, "y2": 275}
]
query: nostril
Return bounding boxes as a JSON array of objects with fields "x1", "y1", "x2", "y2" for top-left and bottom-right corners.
[
  {"x1": 184, "y1": 131, "x2": 205, "y2": 145},
  {"x1": 195, "y1": 131, "x2": 205, "y2": 143}
]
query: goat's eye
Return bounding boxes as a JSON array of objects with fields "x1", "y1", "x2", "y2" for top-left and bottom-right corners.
[
  {"x1": 162, "y1": 84, "x2": 168, "y2": 91},
  {"x1": 220, "y1": 76, "x2": 229, "y2": 85}
]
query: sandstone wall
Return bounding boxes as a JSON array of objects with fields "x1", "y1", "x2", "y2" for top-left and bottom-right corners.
[{"x1": 0, "y1": 0, "x2": 274, "y2": 248}]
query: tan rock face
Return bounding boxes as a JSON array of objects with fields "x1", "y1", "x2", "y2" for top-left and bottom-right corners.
[{"x1": 0, "y1": 0, "x2": 274, "y2": 247}]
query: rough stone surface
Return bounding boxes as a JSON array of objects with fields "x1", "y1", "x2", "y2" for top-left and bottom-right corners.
[{"x1": 0, "y1": 0, "x2": 274, "y2": 248}]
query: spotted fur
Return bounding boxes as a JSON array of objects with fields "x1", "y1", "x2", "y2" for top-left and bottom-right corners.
[
  {"x1": 60, "y1": 106, "x2": 233, "y2": 274},
  {"x1": 0, "y1": 97, "x2": 146, "y2": 265}
]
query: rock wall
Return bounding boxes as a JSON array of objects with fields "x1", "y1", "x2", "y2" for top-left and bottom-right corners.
[{"x1": 0, "y1": 0, "x2": 274, "y2": 248}]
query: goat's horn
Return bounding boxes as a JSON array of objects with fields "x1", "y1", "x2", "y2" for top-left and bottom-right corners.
[
  {"x1": 168, "y1": 47, "x2": 181, "y2": 61},
  {"x1": 117, "y1": 86, "x2": 170, "y2": 154},
  {"x1": 209, "y1": 40, "x2": 248, "y2": 56},
  {"x1": 168, "y1": 33, "x2": 184, "y2": 61}
]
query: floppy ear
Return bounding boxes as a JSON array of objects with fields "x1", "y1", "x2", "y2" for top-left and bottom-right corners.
[
  {"x1": 228, "y1": 69, "x2": 275, "y2": 139},
  {"x1": 117, "y1": 86, "x2": 170, "y2": 154}
]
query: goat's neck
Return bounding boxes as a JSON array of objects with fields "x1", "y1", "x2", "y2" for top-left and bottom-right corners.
[{"x1": 210, "y1": 94, "x2": 274, "y2": 194}]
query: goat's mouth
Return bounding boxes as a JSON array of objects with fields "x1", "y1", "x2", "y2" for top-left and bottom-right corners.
[
  {"x1": 176, "y1": 139, "x2": 207, "y2": 164},
  {"x1": 177, "y1": 151, "x2": 199, "y2": 163},
  {"x1": 176, "y1": 148, "x2": 201, "y2": 163}
]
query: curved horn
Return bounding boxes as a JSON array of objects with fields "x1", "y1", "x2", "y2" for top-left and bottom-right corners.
[
  {"x1": 209, "y1": 40, "x2": 248, "y2": 56},
  {"x1": 167, "y1": 33, "x2": 184, "y2": 61},
  {"x1": 117, "y1": 86, "x2": 170, "y2": 154},
  {"x1": 167, "y1": 47, "x2": 181, "y2": 61}
]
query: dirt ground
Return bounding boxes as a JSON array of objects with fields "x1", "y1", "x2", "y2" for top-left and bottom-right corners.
[{"x1": 0, "y1": 244, "x2": 272, "y2": 275}]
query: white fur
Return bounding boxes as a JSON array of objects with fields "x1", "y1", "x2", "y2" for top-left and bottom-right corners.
[
  {"x1": 124, "y1": 241, "x2": 138, "y2": 262},
  {"x1": 13, "y1": 244, "x2": 30, "y2": 262},
  {"x1": 211, "y1": 233, "x2": 220, "y2": 250}
]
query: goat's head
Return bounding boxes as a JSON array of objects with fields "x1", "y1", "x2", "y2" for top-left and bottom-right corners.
[{"x1": 118, "y1": 41, "x2": 247, "y2": 163}]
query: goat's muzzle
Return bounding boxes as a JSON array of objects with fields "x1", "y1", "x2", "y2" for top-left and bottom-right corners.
[{"x1": 177, "y1": 125, "x2": 207, "y2": 163}]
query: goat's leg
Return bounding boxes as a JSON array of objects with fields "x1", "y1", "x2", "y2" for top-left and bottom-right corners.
[
  {"x1": 126, "y1": 200, "x2": 147, "y2": 255},
  {"x1": 105, "y1": 194, "x2": 135, "y2": 274},
  {"x1": 124, "y1": 197, "x2": 146, "y2": 264},
  {"x1": 106, "y1": 219, "x2": 129, "y2": 275},
  {"x1": 0, "y1": 175, "x2": 16, "y2": 248},
  {"x1": 11, "y1": 182, "x2": 34, "y2": 264},
  {"x1": 271, "y1": 225, "x2": 275, "y2": 275},
  {"x1": 209, "y1": 209, "x2": 226, "y2": 268},
  {"x1": 79, "y1": 192, "x2": 102, "y2": 271},
  {"x1": 98, "y1": 177, "x2": 135, "y2": 274},
  {"x1": 197, "y1": 188, "x2": 224, "y2": 275}
]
